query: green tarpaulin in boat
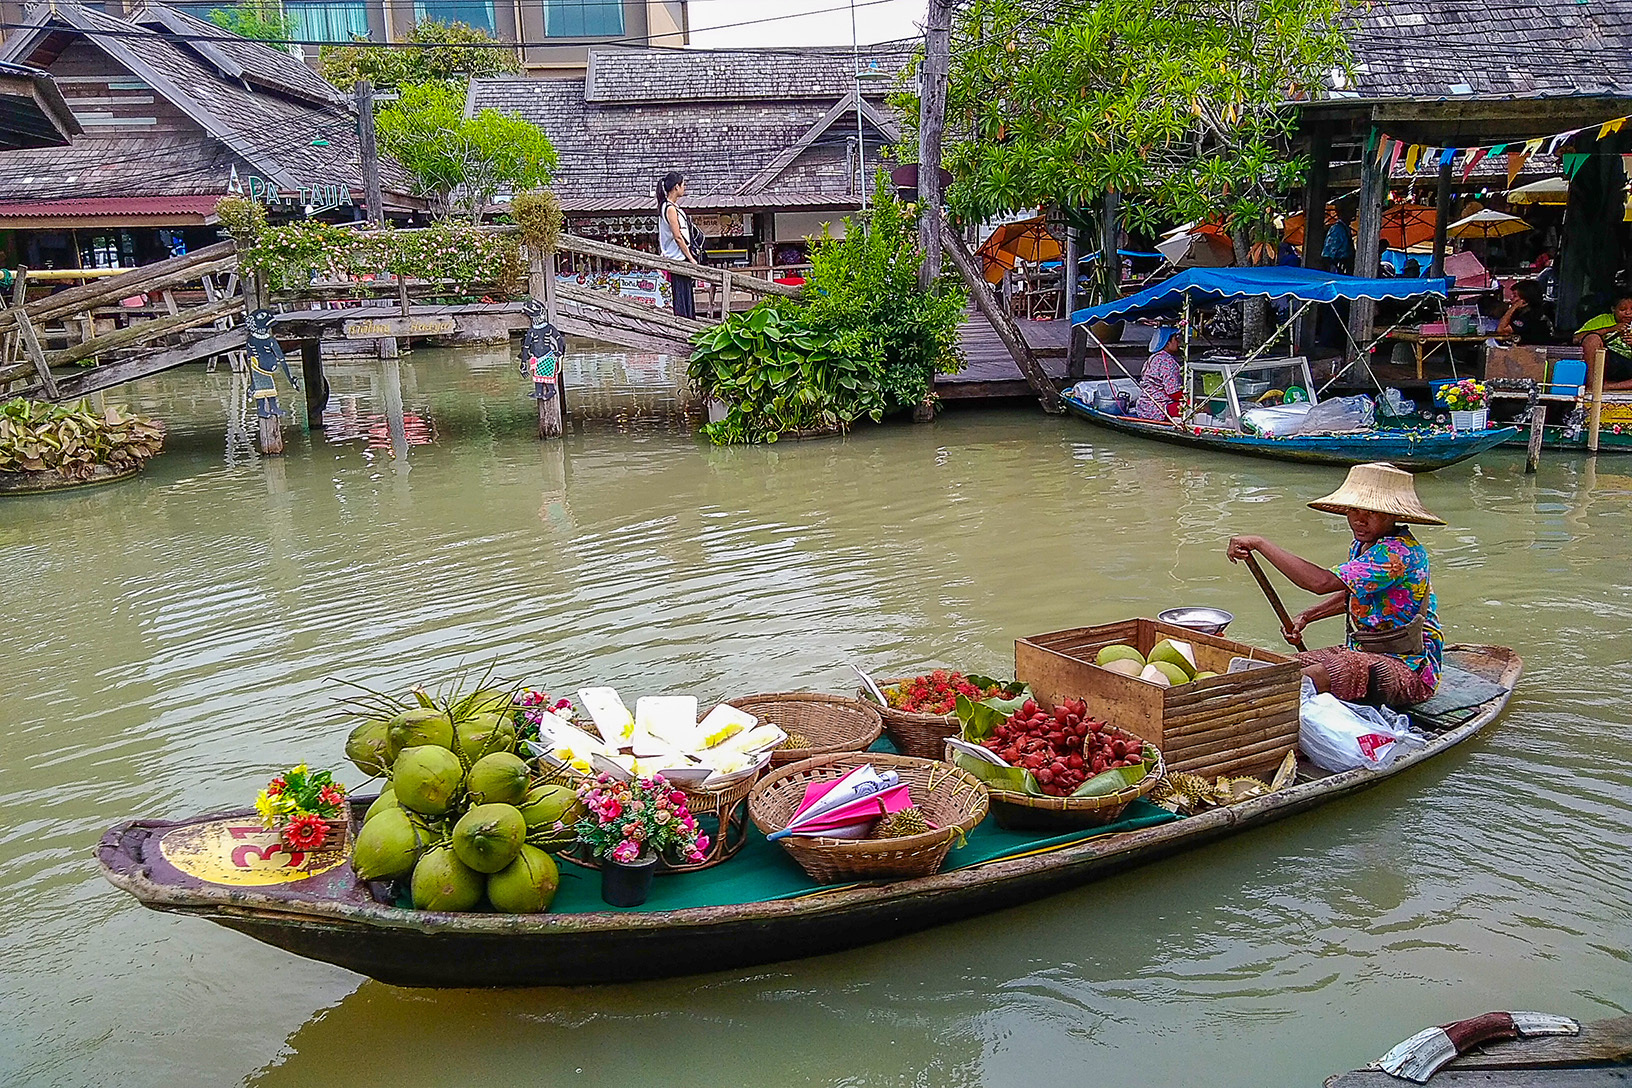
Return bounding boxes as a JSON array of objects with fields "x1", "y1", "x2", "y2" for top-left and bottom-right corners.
[{"x1": 550, "y1": 800, "x2": 1179, "y2": 914}]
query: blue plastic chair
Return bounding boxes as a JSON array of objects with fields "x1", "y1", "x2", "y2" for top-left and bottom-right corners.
[{"x1": 1547, "y1": 358, "x2": 1587, "y2": 397}]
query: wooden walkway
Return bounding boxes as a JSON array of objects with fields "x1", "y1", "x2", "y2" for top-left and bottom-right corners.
[{"x1": 939, "y1": 311, "x2": 1148, "y2": 401}]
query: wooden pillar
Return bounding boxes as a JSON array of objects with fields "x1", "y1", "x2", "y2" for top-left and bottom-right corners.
[
  {"x1": 915, "y1": 0, "x2": 954, "y2": 288},
  {"x1": 1525, "y1": 403, "x2": 1546, "y2": 473},
  {"x1": 1348, "y1": 147, "x2": 1386, "y2": 347},
  {"x1": 529, "y1": 244, "x2": 565, "y2": 440},
  {"x1": 300, "y1": 339, "x2": 328, "y2": 428},
  {"x1": 1555, "y1": 131, "x2": 1628, "y2": 334},
  {"x1": 1587, "y1": 343, "x2": 1606, "y2": 453},
  {"x1": 355, "y1": 80, "x2": 385, "y2": 227},
  {"x1": 1065, "y1": 221, "x2": 1084, "y2": 379},
  {"x1": 719, "y1": 268, "x2": 733, "y2": 318},
  {"x1": 937, "y1": 211, "x2": 1063, "y2": 413},
  {"x1": 257, "y1": 411, "x2": 284, "y2": 455},
  {"x1": 1429, "y1": 157, "x2": 1453, "y2": 278},
  {"x1": 1301, "y1": 125, "x2": 1331, "y2": 271}
]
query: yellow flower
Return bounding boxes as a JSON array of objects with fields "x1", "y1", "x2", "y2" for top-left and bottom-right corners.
[{"x1": 255, "y1": 789, "x2": 295, "y2": 829}]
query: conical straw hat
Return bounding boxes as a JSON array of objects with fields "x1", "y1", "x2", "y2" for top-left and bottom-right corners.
[{"x1": 1307, "y1": 462, "x2": 1445, "y2": 525}]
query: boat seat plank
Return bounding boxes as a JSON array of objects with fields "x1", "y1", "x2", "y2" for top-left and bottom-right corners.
[
  {"x1": 1409, "y1": 666, "x2": 1509, "y2": 732},
  {"x1": 1328, "y1": 1069, "x2": 1631, "y2": 1087},
  {"x1": 1445, "y1": 1017, "x2": 1632, "y2": 1070}
]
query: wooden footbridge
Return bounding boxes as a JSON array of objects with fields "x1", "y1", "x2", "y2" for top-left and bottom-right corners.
[{"x1": 0, "y1": 227, "x2": 798, "y2": 444}]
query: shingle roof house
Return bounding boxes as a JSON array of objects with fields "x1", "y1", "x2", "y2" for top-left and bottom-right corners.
[
  {"x1": 467, "y1": 44, "x2": 908, "y2": 216},
  {"x1": 0, "y1": 2, "x2": 413, "y2": 222}
]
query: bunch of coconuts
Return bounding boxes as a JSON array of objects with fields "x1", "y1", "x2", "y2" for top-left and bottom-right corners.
[{"x1": 344, "y1": 687, "x2": 584, "y2": 913}]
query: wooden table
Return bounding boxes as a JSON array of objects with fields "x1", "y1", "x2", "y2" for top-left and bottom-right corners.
[{"x1": 1386, "y1": 329, "x2": 1490, "y2": 379}]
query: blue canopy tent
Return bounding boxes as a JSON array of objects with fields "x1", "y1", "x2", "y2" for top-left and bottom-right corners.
[{"x1": 1070, "y1": 266, "x2": 1452, "y2": 326}]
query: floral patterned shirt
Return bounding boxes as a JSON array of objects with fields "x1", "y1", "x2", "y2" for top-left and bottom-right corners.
[
  {"x1": 1134, "y1": 350, "x2": 1182, "y2": 420},
  {"x1": 1333, "y1": 528, "x2": 1442, "y2": 686}
]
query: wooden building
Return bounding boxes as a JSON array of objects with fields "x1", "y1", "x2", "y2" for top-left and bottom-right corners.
[
  {"x1": 1296, "y1": 0, "x2": 1632, "y2": 335},
  {"x1": 468, "y1": 44, "x2": 907, "y2": 270},
  {"x1": 0, "y1": 2, "x2": 414, "y2": 273}
]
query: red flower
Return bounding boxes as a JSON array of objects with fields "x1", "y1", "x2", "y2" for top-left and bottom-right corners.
[
  {"x1": 281, "y1": 813, "x2": 328, "y2": 852},
  {"x1": 318, "y1": 784, "x2": 345, "y2": 808},
  {"x1": 266, "y1": 776, "x2": 287, "y2": 796}
]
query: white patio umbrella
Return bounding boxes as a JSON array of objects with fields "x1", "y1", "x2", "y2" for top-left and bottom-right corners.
[
  {"x1": 1446, "y1": 209, "x2": 1533, "y2": 240},
  {"x1": 1506, "y1": 177, "x2": 1569, "y2": 205}
]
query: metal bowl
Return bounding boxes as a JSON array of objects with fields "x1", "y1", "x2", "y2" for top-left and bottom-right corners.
[{"x1": 1157, "y1": 606, "x2": 1234, "y2": 636}]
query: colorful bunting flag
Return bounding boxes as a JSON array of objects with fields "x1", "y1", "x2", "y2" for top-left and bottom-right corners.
[
  {"x1": 1602, "y1": 118, "x2": 1627, "y2": 140},
  {"x1": 1461, "y1": 147, "x2": 1489, "y2": 181},
  {"x1": 1376, "y1": 135, "x2": 1393, "y2": 167},
  {"x1": 1439, "y1": 147, "x2": 1457, "y2": 168},
  {"x1": 1524, "y1": 137, "x2": 1544, "y2": 155},
  {"x1": 1388, "y1": 139, "x2": 1406, "y2": 174},
  {"x1": 1562, "y1": 152, "x2": 1590, "y2": 179},
  {"x1": 1507, "y1": 150, "x2": 1531, "y2": 188},
  {"x1": 1405, "y1": 144, "x2": 1422, "y2": 173}
]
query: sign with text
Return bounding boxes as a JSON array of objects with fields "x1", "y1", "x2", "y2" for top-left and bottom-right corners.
[{"x1": 343, "y1": 315, "x2": 458, "y2": 339}]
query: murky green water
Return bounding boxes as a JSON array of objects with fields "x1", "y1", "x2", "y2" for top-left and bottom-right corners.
[{"x1": 3, "y1": 345, "x2": 1630, "y2": 1087}]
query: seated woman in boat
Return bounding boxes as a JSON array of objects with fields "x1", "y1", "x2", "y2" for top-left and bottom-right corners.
[
  {"x1": 1574, "y1": 292, "x2": 1632, "y2": 391},
  {"x1": 1132, "y1": 326, "x2": 1183, "y2": 421},
  {"x1": 1225, "y1": 462, "x2": 1443, "y2": 708}
]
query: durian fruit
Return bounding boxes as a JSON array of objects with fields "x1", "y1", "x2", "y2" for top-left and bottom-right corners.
[
  {"x1": 1216, "y1": 775, "x2": 1271, "y2": 804},
  {"x1": 1166, "y1": 771, "x2": 1220, "y2": 810},
  {"x1": 871, "y1": 806, "x2": 933, "y2": 839},
  {"x1": 1270, "y1": 749, "x2": 1298, "y2": 790},
  {"x1": 778, "y1": 731, "x2": 814, "y2": 750}
]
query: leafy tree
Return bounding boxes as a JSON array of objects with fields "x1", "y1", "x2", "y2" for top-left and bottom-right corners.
[
  {"x1": 917, "y1": 0, "x2": 1349, "y2": 276},
  {"x1": 206, "y1": 0, "x2": 296, "y2": 42},
  {"x1": 374, "y1": 82, "x2": 556, "y2": 221},
  {"x1": 319, "y1": 18, "x2": 519, "y2": 88}
]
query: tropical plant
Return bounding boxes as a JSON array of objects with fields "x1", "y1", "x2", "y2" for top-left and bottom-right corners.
[
  {"x1": 0, "y1": 399, "x2": 164, "y2": 480},
  {"x1": 214, "y1": 195, "x2": 266, "y2": 248},
  {"x1": 509, "y1": 190, "x2": 563, "y2": 254},
  {"x1": 318, "y1": 18, "x2": 519, "y2": 88},
  {"x1": 206, "y1": 0, "x2": 297, "y2": 42},
  {"x1": 688, "y1": 304, "x2": 887, "y2": 444},
  {"x1": 914, "y1": 0, "x2": 1350, "y2": 251},
  {"x1": 803, "y1": 175, "x2": 968, "y2": 410},
  {"x1": 375, "y1": 82, "x2": 557, "y2": 221}
]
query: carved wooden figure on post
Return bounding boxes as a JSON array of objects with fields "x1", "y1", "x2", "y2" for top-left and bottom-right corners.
[
  {"x1": 246, "y1": 308, "x2": 299, "y2": 455},
  {"x1": 521, "y1": 296, "x2": 567, "y2": 438},
  {"x1": 246, "y1": 308, "x2": 299, "y2": 417}
]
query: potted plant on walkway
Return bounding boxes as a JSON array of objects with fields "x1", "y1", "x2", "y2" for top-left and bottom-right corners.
[
  {"x1": 575, "y1": 774, "x2": 710, "y2": 907},
  {"x1": 1442, "y1": 379, "x2": 1488, "y2": 431}
]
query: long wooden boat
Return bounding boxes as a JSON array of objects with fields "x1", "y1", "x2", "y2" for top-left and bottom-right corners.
[
  {"x1": 1062, "y1": 394, "x2": 1519, "y2": 470},
  {"x1": 1327, "y1": 1013, "x2": 1632, "y2": 1086},
  {"x1": 1490, "y1": 391, "x2": 1632, "y2": 453},
  {"x1": 97, "y1": 645, "x2": 1520, "y2": 989}
]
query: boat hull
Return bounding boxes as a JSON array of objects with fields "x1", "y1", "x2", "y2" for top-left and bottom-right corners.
[
  {"x1": 1062, "y1": 395, "x2": 1519, "y2": 470},
  {"x1": 98, "y1": 647, "x2": 1520, "y2": 988}
]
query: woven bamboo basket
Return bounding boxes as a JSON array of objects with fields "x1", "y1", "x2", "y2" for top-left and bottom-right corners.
[
  {"x1": 726, "y1": 693, "x2": 883, "y2": 767},
  {"x1": 748, "y1": 753, "x2": 989, "y2": 883},
  {"x1": 948, "y1": 727, "x2": 1165, "y2": 832},
  {"x1": 860, "y1": 679, "x2": 962, "y2": 760}
]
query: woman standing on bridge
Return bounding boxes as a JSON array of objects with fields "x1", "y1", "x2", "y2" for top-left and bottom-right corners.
[{"x1": 659, "y1": 171, "x2": 699, "y2": 319}]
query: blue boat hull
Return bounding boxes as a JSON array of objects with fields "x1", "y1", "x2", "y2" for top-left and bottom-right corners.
[{"x1": 1061, "y1": 396, "x2": 1519, "y2": 470}]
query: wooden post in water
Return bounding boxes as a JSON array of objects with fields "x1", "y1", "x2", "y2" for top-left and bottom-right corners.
[
  {"x1": 300, "y1": 339, "x2": 327, "y2": 429},
  {"x1": 1586, "y1": 343, "x2": 1606, "y2": 453},
  {"x1": 529, "y1": 245, "x2": 564, "y2": 440},
  {"x1": 1525, "y1": 403, "x2": 1546, "y2": 473},
  {"x1": 913, "y1": 0, "x2": 954, "y2": 423}
]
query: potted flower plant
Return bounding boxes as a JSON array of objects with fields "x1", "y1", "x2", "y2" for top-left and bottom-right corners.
[
  {"x1": 254, "y1": 763, "x2": 349, "y2": 852},
  {"x1": 575, "y1": 774, "x2": 710, "y2": 907},
  {"x1": 1442, "y1": 379, "x2": 1488, "y2": 432}
]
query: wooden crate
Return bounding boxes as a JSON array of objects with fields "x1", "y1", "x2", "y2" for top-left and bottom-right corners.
[{"x1": 1016, "y1": 619, "x2": 1300, "y2": 780}]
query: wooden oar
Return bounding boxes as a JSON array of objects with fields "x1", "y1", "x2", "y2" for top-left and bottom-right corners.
[{"x1": 1244, "y1": 554, "x2": 1306, "y2": 651}]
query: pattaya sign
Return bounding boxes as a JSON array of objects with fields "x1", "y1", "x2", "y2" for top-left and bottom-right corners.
[{"x1": 226, "y1": 166, "x2": 355, "y2": 214}]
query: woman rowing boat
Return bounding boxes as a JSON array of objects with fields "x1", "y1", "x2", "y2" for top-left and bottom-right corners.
[{"x1": 1225, "y1": 462, "x2": 1443, "y2": 708}]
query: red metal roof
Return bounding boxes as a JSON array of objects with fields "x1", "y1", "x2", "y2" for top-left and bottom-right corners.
[{"x1": 0, "y1": 195, "x2": 224, "y2": 219}]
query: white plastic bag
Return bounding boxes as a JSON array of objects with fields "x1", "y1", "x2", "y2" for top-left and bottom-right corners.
[
  {"x1": 1285, "y1": 394, "x2": 1375, "y2": 435},
  {"x1": 1242, "y1": 402, "x2": 1313, "y2": 436},
  {"x1": 1298, "y1": 692, "x2": 1426, "y2": 772}
]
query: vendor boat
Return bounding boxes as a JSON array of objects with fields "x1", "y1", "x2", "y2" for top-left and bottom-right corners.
[
  {"x1": 1062, "y1": 391, "x2": 1516, "y2": 470},
  {"x1": 1069, "y1": 267, "x2": 1519, "y2": 470},
  {"x1": 98, "y1": 646, "x2": 1520, "y2": 989},
  {"x1": 1326, "y1": 1012, "x2": 1632, "y2": 1086},
  {"x1": 1487, "y1": 384, "x2": 1632, "y2": 453}
]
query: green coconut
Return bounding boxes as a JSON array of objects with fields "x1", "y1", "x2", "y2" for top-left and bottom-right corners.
[
  {"x1": 1194, "y1": 670, "x2": 1219, "y2": 680},
  {"x1": 345, "y1": 718, "x2": 395, "y2": 777},
  {"x1": 387, "y1": 707, "x2": 455, "y2": 754},
  {"x1": 392, "y1": 745, "x2": 465, "y2": 816},
  {"x1": 452, "y1": 803, "x2": 526, "y2": 873},
  {"x1": 1148, "y1": 638, "x2": 1198, "y2": 678},
  {"x1": 453, "y1": 687, "x2": 516, "y2": 723},
  {"x1": 1100, "y1": 658, "x2": 1145, "y2": 678},
  {"x1": 454, "y1": 712, "x2": 518, "y2": 765},
  {"x1": 363, "y1": 788, "x2": 399, "y2": 824},
  {"x1": 411, "y1": 846, "x2": 486, "y2": 912},
  {"x1": 1095, "y1": 644, "x2": 1146, "y2": 669},
  {"x1": 1143, "y1": 660, "x2": 1192, "y2": 686},
  {"x1": 486, "y1": 844, "x2": 560, "y2": 914},
  {"x1": 517, "y1": 783, "x2": 583, "y2": 830},
  {"x1": 352, "y1": 807, "x2": 431, "y2": 881},
  {"x1": 466, "y1": 752, "x2": 530, "y2": 806}
]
